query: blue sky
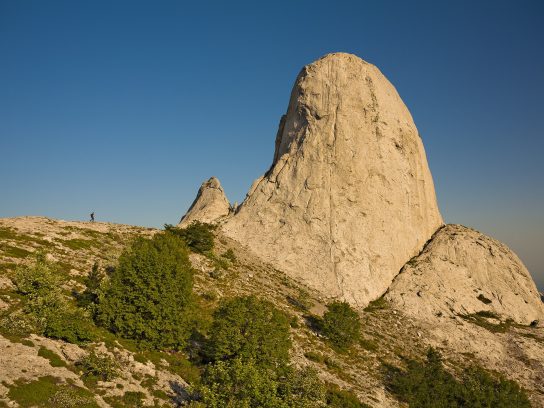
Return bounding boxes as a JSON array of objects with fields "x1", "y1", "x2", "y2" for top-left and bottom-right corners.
[{"x1": 1, "y1": 0, "x2": 543, "y2": 288}]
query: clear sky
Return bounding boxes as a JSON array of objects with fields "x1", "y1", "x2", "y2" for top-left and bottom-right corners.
[{"x1": 1, "y1": 0, "x2": 543, "y2": 289}]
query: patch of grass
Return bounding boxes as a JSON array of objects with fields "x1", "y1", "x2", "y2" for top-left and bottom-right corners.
[
  {"x1": 134, "y1": 350, "x2": 200, "y2": 384},
  {"x1": 359, "y1": 337, "x2": 379, "y2": 352},
  {"x1": 1, "y1": 244, "x2": 32, "y2": 259},
  {"x1": 61, "y1": 238, "x2": 97, "y2": 251},
  {"x1": 0, "y1": 227, "x2": 19, "y2": 240},
  {"x1": 363, "y1": 296, "x2": 388, "y2": 312},
  {"x1": 7, "y1": 376, "x2": 60, "y2": 407},
  {"x1": 105, "y1": 391, "x2": 146, "y2": 408},
  {"x1": 326, "y1": 383, "x2": 370, "y2": 408},
  {"x1": 460, "y1": 311, "x2": 512, "y2": 333},
  {"x1": 304, "y1": 351, "x2": 325, "y2": 363},
  {"x1": 38, "y1": 346, "x2": 66, "y2": 367},
  {"x1": 21, "y1": 339, "x2": 35, "y2": 347}
]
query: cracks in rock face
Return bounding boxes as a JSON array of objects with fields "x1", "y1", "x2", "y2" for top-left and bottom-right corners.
[{"x1": 329, "y1": 89, "x2": 343, "y2": 297}]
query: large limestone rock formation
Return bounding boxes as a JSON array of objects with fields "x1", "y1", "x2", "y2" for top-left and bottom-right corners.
[
  {"x1": 223, "y1": 53, "x2": 443, "y2": 306},
  {"x1": 385, "y1": 224, "x2": 544, "y2": 325},
  {"x1": 178, "y1": 177, "x2": 231, "y2": 228}
]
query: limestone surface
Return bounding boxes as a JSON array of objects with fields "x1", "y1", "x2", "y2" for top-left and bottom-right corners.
[
  {"x1": 385, "y1": 224, "x2": 544, "y2": 325},
  {"x1": 178, "y1": 177, "x2": 231, "y2": 228},
  {"x1": 223, "y1": 52, "x2": 443, "y2": 306}
]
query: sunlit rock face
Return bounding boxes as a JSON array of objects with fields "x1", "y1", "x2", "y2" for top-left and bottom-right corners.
[{"x1": 223, "y1": 53, "x2": 443, "y2": 307}]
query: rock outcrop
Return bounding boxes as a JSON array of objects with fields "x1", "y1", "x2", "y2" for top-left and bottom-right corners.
[
  {"x1": 178, "y1": 177, "x2": 231, "y2": 228},
  {"x1": 223, "y1": 53, "x2": 443, "y2": 306},
  {"x1": 385, "y1": 224, "x2": 544, "y2": 325}
]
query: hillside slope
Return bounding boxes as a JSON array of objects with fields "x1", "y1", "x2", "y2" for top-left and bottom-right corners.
[{"x1": 1, "y1": 216, "x2": 543, "y2": 407}]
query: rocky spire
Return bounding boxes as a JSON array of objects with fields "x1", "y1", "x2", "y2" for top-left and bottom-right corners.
[{"x1": 178, "y1": 177, "x2": 231, "y2": 228}]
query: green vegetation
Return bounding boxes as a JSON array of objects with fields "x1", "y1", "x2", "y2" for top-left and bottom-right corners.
[
  {"x1": 134, "y1": 350, "x2": 201, "y2": 384},
  {"x1": 221, "y1": 248, "x2": 236, "y2": 262},
  {"x1": 7, "y1": 376, "x2": 97, "y2": 408},
  {"x1": 38, "y1": 347, "x2": 66, "y2": 367},
  {"x1": 97, "y1": 233, "x2": 194, "y2": 350},
  {"x1": 7, "y1": 376, "x2": 60, "y2": 407},
  {"x1": 205, "y1": 295, "x2": 291, "y2": 367},
  {"x1": 190, "y1": 359, "x2": 325, "y2": 408},
  {"x1": 326, "y1": 384, "x2": 370, "y2": 408},
  {"x1": 321, "y1": 301, "x2": 361, "y2": 351},
  {"x1": 460, "y1": 311, "x2": 512, "y2": 333},
  {"x1": 165, "y1": 221, "x2": 215, "y2": 254},
  {"x1": 61, "y1": 238, "x2": 96, "y2": 251},
  {"x1": 12, "y1": 254, "x2": 96, "y2": 344},
  {"x1": 75, "y1": 262, "x2": 104, "y2": 309},
  {"x1": 104, "y1": 391, "x2": 146, "y2": 408},
  {"x1": 385, "y1": 348, "x2": 531, "y2": 407},
  {"x1": 363, "y1": 296, "x2": 388, "y2": 312},
  {"x1": 76, "y1": 350, "x2": 119, "y2": 382}
]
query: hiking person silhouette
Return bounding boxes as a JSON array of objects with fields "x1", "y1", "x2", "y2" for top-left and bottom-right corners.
[{"x1": 90, "y1": 212, "x2": 95, "y2": 222}]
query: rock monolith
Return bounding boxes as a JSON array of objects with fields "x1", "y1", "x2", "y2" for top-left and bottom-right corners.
[
  {"x1": 223, "y1": 53, "x2": 443, "y2": 306},
  {"x1": 178, "y1": 177, "x2": 231, "y2": 228}
]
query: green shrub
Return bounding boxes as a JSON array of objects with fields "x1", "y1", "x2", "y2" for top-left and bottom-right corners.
[
  {"x1": 193, "y1": 358, "x2": 282, "y2": 407},
  {"x1": 280, "y1": 366, "x2": 326, "y2": 408},
  {"x1": 165, "y1": 221, "x2": 215, "y2": 254},
  {"x1": 13, "y1": 253, "x2": 59, "y2": 297},
  {"x1": 13, "y1": 256, "x2": 95, "y2": 344},
  {"x1": 206, "y1": 295, "x2": 291, "y2": 367},
  {"x1": 76, "y1": 262, "x2": 104, "y2": 309},
  {"x1": 304, "y1": 351, "x2": 325, "y2": 363},
  {"x1": 48, "y1": 385, "x2": 99, "y2": 408},
  {"x1": 363, "y1": 297, "x2": 388, "y2": 312},
  {"x1": 385, "y1": 348, "x2": 531, "y2": 407},
  {"x1": 221, "y1": 248, "x2": 236, "y2": 262},
  {"x1": 326, "y1": 383, "x2": 369, "y2": 408},
  {"x1": 321, "y1": 301, "x2": 361, "y2": 351},
  {"x1": 76, "y1": 351, "x2": 119, "y2": 382},
  {"x1": 97, "y1": 233, "x2": 194, "y2": 350},
  {"x1": 191, "y1": 359, "x2": 325, "y2": 408}
]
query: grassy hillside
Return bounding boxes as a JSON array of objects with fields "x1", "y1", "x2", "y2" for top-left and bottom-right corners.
[{"x1": 0, "y1": 217, "x2": 541, "y2": 407}]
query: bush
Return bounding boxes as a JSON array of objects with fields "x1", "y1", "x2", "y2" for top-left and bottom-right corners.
[
  {"x1": 321, "y1": 301, "x2": 361, "y2": 351},
  {"x1": 193, "y1": 358, "x2": 283, "y2": 408},
  {"x1": 191, "y1": 359, "x2": 325, "y2": 408},
  {"x1": 385, "y1": 348, "x2": 531, "y2": 407},
  {"x1": 13, "y1": 255, "x2": 95, "y2": 344},
  {"x1": 326, "y1": 383, "x2": 369, "y2": 408},
  {"x1": 13, "y1": 253, "x2": 59, "y2": 298},
  {"x1": 97, "y1": 233, "x2": 194, "y2": 350},
  {"x1": 206, "y1": 295, "x2": 291, "y2": 367},
  {"x1": 165, "y1": 221, "x2": 215, "y2": 254},
  {"x1": 76, "y1": 262, "x2": 104, "y2": 309},
  {"x1": 76, "y1": 351, "x2": 119, "y2": 381}
]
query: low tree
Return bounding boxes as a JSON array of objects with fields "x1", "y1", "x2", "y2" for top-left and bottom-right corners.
[
  {"x1": 321, "y1": 301, "x2": 361, "y2": 351},
  {"x1": 205, "y1": 295, "x2": 291, "y2": 367},
  {"x1": 165, "y1": 221, "x2": 215, "y2": 254},
  {"x1": 97, "y1": 233, "x2": 194, "y2": 350}
]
